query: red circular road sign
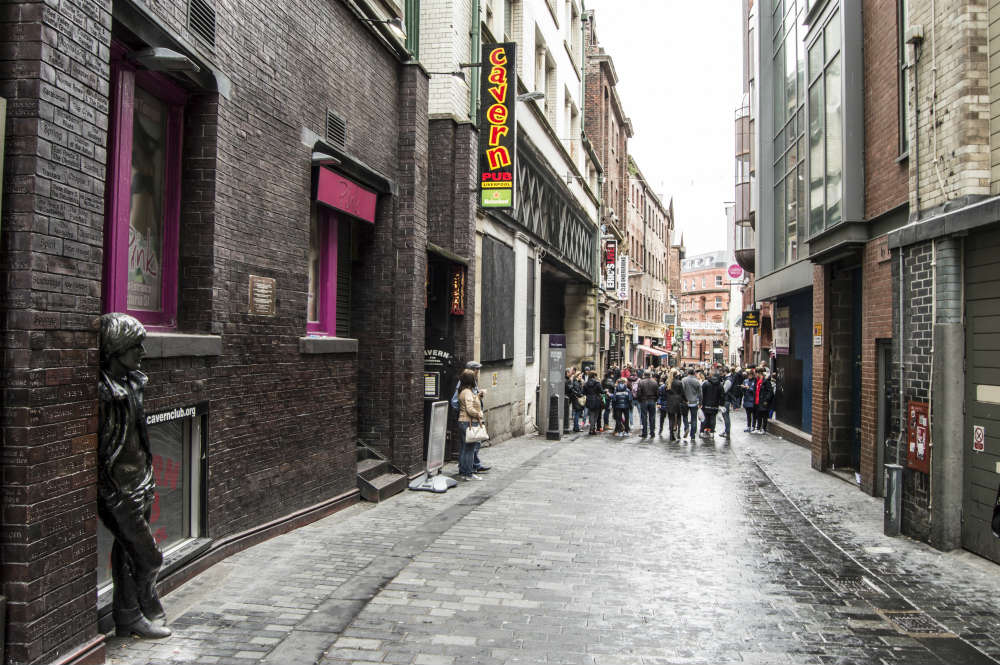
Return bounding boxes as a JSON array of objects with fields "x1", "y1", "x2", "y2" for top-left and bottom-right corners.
[{"x1": 728, "y1": 264, "x2": 743, "y2": 279}]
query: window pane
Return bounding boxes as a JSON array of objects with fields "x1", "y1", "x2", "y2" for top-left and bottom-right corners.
[
  {"x1": 774, "y1": 180, "x2": 786, "y2": 267},
  {"x1": 825, "y1": 10, "x2": 841, "y2": 61},
  {"x1": 128, "y1": 86, "x2": 168, "y2": 312},
  {"x1": 308, "y1": 208, "x2": 320, "y2": 322},
  {"x1": 786, "y1": 174, "x2": 797, "y2": 262},
  {"x1": 795, "y1": 161, "x2": 805, "y2": 259},
  {"x1": 825, "y1": 52, "x2": 843, "y2": 227},
  {"x1": 773, "y1": 43, "x2": 785, "y2": 131},
  {"x1": 784, "y1": 30, "x2": 797, "y2": 120},
  {"x1": 808, "y1": 80, "x2": 824, "y2": 235},
  {"x1": 808, "y1": 38, "x2": 823, "y2": 81}
]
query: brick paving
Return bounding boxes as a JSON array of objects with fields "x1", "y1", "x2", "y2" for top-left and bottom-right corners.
[{"x1": 107, "y1": 426, "x2": 1000, "y2": 665}]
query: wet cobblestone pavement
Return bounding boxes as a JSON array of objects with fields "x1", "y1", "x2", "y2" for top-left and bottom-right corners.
[{"x1": 107, "y1": 425, "x2": 1000, "y2": 665}]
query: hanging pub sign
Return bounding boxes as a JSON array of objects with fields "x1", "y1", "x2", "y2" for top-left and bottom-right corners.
[
  {"x1": 450, "y1": 265, "x2": 466, "y2": 315},
  {"x1": 479, "y1": 42, "x2": 517, "y2": 209},
  {"x1": 742, "y1": 310, "x2": 760, "y2": 329},
  {"x1": 603, "y1": 240, "x2": 617, "y2": 291}
]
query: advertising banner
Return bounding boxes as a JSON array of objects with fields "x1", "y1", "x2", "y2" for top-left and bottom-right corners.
[
  {"x1": 617, "y1": 252, "x2": 629, "y2": 300},
  {"x1": 479, "y1": 42, "x2": 517, "y2": 208},
  {"x1": 603, "y1": 240, "x2": 617, "y2": 291},
  {"x1": 774, "y1": 306, "x2": 790, "y2": 355}
]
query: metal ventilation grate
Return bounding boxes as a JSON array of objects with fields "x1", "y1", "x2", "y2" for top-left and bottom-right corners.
[
  {"x1": 188, "y1": 0, "x2": 216, "y2": 47},
  {"x1": 326, "y1": 110, "x2": 347, "y2": 148}
]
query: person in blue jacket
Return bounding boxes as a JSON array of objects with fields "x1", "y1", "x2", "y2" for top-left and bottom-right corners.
[{"x1": 611, "y1": 378, "x2": 632, "y2": 437}]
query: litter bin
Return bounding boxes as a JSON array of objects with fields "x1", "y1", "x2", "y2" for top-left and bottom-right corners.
[{"x1": 884, "y1": 463, "x2": 903, "y2": 536}]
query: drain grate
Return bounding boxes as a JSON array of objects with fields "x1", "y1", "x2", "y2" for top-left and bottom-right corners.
[
  {"x1": 824, "y1": 575, "x2": 886, "y2": 597},
  {"x1": 880, "y1": 610, "x2": 954, "y2": 637}
]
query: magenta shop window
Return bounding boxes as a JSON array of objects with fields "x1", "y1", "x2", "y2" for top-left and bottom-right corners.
[{"x1": 104, "y1": 47, "x2": 186, "y2": 329}]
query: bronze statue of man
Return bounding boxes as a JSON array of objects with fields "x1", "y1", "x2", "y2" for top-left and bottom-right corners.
[{"x1": 98, "y1": 313, "x2": 171, "y2": 639}]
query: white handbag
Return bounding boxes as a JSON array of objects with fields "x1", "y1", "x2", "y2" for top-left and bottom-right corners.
[{"x1": 465, "y1": 422, "x2": 489, "y2": 443}]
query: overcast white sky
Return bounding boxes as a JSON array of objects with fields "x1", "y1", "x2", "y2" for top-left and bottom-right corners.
[{"x1": 583, "y1": 0, "x2": 744, "y2": 257}]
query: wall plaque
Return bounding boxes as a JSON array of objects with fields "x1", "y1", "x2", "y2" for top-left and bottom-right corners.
[{"x1": 249, "y1": 275, "x2": 276, "y2": 316}]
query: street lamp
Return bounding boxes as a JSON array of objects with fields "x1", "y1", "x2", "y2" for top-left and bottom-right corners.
[
  {"x1": 516, "y1": 91, "x2": 545, "y2": 102},
  {"x1": 359, "y1": 16, "x2": 407, "y2": 41}
]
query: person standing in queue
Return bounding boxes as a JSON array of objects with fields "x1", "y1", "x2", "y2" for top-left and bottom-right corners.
[
  {"x1": 583, "y1": 370, "x2": 604, "y2": 435},
  {"x1": 456, "y1": 369, "x2": 485, "y2": 481}
]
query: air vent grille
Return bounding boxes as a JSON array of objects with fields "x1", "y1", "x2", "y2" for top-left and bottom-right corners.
[
  {"x1": 326, "y1": 110, "x2": 347, "y2": 148},
  {"x1": 188, "y1": 0, "x2": 216, "y2": 47}
]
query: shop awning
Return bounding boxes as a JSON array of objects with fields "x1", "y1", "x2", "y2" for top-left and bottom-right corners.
[{"x1": 635, "y1": 344, "x2": 668, "y2": 357}]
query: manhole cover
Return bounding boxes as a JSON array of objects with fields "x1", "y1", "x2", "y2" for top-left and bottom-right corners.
[
  {"x1": 824, "y1": 576, "x2": 886, "y2": 597},
  {"x1": 880, "y1": 611, "x2": 954, "y2": 637}
]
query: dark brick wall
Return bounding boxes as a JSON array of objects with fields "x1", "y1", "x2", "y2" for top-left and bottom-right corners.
[
  {"x1": 426, "y1": 118, "x2": 477, "y2": 362},
  {"x1": 0, "y1": 1, "x2": 112, "y2": 663},
  {"x1": 895, "y1": 241, "x2": 933, "y2": 539},
  {"x1": 826, "y1": 265, "x2": 855, "y2": 469},
  {"x1": 0, "y1": 0, "x2": 428, "y2": 662}
]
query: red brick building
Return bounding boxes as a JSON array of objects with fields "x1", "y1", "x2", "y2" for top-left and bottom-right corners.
[{"x1": 679, "y1": 252, "x2": 730, "y2": 366}]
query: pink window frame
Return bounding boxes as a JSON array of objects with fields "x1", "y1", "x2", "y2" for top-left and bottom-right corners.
[
  {"x1": 104, "y1": 45, "x2": 186, "y2": 330},
  {"x1": 307, "y1": 208, "x2": 339, "y2": 336}
]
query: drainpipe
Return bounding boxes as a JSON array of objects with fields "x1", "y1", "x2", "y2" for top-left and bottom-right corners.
[
  {"x1": 469, "y1": 0, "x2": 481, "y2": 120},
  {"x1": 929, "y1": 236, "x2": 963, "y2": 550}
]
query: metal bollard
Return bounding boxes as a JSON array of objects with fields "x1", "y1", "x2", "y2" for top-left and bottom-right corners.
[
  {"x1": 547, "y1": 394, "x2": 561, "y2": 440},
  {"x1": 884, "y1": 463, "x2": 903, "y2": 536}
]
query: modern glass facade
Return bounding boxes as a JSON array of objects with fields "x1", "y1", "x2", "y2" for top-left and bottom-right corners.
[
  {"x1": 807, "y1": 9, "x2": 843, "y2": 236},
  {"x1": 770, "y1": 0, "x2": 807, "y2": 270}
]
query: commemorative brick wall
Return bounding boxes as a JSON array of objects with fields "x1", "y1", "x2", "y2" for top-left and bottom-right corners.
[
  {"x1": 0, "y1": 1, "x2": 427, "y2": 663},
  {"x1": 0, "y1": 1, "x2": 112, "y2": 663}
]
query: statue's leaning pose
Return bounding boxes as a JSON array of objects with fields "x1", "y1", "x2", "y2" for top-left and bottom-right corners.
[{"x1": 98, "y1": 313, "x2": 171, "y2": 639}]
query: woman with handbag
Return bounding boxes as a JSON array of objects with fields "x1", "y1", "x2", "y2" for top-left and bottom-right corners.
[{"x1": 456, "y1": 369, "x2": 486, "y2": 481}]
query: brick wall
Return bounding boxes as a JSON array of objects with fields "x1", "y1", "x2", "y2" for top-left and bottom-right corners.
[
  {"x1": 0, "y1": 0, "x2": 428, "y2": 662},
  {"x1": 908, "y1": 0, "x2": 990, "y2": 215},
  {"x1": 863, "y1": 0, "x2": 908, "y2": 219},
  {"x1": 0, "y1": 1, "x2": 112, "y2": 662},
  {"x1": 895, "y1": 241, "x2": 934, "y2": 538},
  {"x1": 859, "y1": 237, "x2": 895, "y2": 494},
  {"x1": 811, "y1": 265, "x2": 829, "y2": 470},
  {"x1": 427, "y1": 118, "x2": 478, "y2": 361}
]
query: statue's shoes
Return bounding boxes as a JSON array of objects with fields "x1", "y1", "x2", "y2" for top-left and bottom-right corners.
[{"x1": 116, "y1": 616, "x2": 172, "y2": 639}]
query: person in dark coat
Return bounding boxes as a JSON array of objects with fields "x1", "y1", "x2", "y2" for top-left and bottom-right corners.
[
  {"x1": 612, "y1": 378, "x2": 632, "y2": 436},
  {"x1": 583, "y1": 371, "x2": 604, "y2": 435},
  {"x1": 742, "y1": 368, "x2": 758, "y2": 431},
  {"x1": 636, "y1": 370, "x2": 659, "y2": 439},
  {"x1": 701, "y1": 371, "x2": 724, "y2": 438},
  {"x1": 752, "y1": 369, "x2": 775, "y2": 433}
]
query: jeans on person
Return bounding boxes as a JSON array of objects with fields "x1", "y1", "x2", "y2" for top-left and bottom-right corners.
[
  {"x1": 640, "y1": 400, "x2": 656, "y2": 436},
  {"x1": 681, "y1": 408, "x2": 689, "y2": 434},
  {"x1": 458, "y1": 422, "x2": 476, "y2": 476},
  {"x1": 687, "y1": 405, "x2": 700, "y2": 437},
  {"x1": 603, "y1": 404, "x2": 612, "y2": 426},
  {"x1": 720, "y1": 403, "x2": 731, "y2": 436},
  {"x1": 745, "y1": 407, "x2": 755, "y2": 429},
  {"x1": 658, "y1": 408, "x2": 668, "y2": 435},
  {"x1": 572, "y1": 407, "x2": 584, "y2": 431}
]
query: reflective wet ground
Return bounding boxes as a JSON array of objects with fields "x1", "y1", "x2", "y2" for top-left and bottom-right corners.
[{"x1": 108, "y1": 426, "x2": 1000, "y2": 665}]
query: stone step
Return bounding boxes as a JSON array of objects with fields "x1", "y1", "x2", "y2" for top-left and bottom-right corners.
[
  {"x1": 356, "y1": 457, "x2": 387, "y2": 481},
  {"x1": 358, "y1": 471, "x2": 408, "y2": 503}
]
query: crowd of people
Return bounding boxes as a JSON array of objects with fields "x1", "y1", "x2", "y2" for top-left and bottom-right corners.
[{"x1": 564, "y1": 361, "x2": 779, "y2": 441}]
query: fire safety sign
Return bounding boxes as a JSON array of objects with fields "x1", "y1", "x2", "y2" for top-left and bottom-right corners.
[{"x1": 974, "y1": 425, "x2": 986, "y2": 453}]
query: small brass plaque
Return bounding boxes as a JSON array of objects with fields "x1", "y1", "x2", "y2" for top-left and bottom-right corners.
[{"x1": 249, "y1": 275, "x2": 276, "y2": 316}]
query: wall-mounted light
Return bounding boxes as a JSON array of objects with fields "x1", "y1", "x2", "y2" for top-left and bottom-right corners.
[
  {"x1": 428, "y1": 71, "x2": 467, "y2": 81},
  {"x1": 516, "y1": 91, "x2": 545, "y2": 102},
  {"x1": 312, "y1": 151, "x2": 341, "y2": 167},
  {"x1": 359, "y1": 16, "x2": 406, "y2": 41},
  {"x1": 127, "y1": 47, "x2": 200, "y2": 72}
]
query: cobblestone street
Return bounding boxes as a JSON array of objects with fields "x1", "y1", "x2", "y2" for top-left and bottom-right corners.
[{"x1": 107, "y1": 427, "x2": 1000, "y2": 665}]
